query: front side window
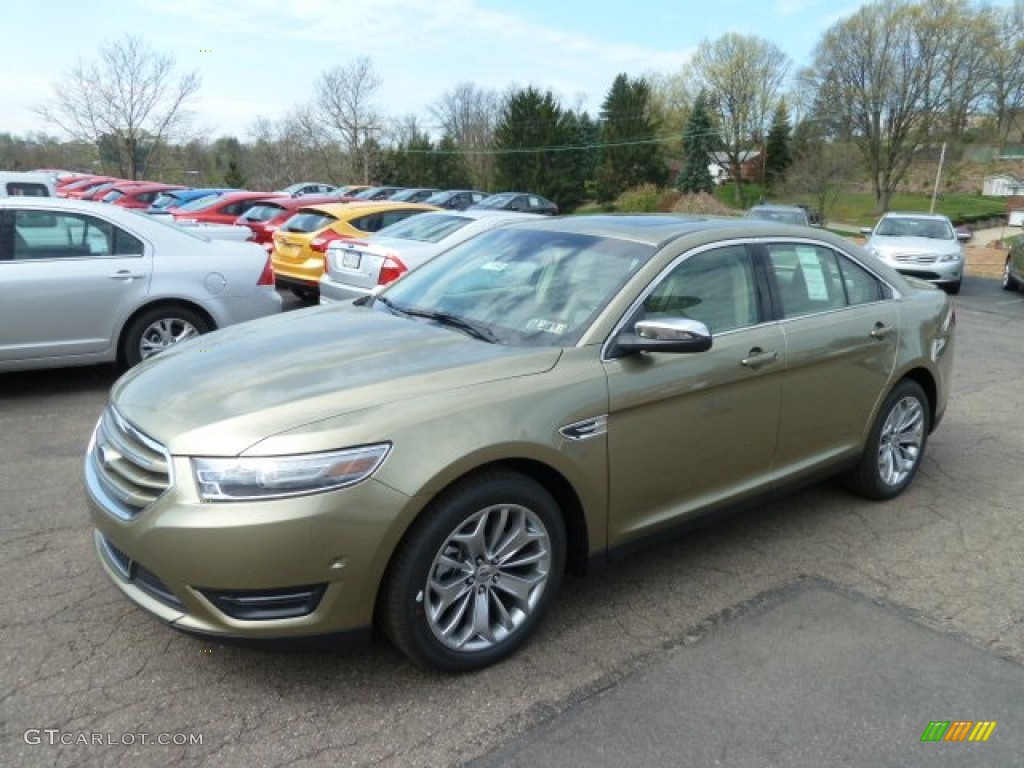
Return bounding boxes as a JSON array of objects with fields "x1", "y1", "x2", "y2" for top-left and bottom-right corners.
[
  {"x1": 10, "y1": 211, "x2": 143, "y2": 260},
  {"x1": 642, "y1": 245, "x2": 759, "y2": 333}
]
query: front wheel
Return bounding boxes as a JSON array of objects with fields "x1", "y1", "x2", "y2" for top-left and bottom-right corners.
[
  {"x1": 121, "y1": 305, "x2": 210, "y2": 367},
  {"x1": 380, "y1": 471, "x2": 566, "y2": 672},
  {"x1": 843, "y1": 379, "x2": 930, "y2": 501},
  {"x1": 1002, "y1": 258, "x2": 1018, "y2": 292}
]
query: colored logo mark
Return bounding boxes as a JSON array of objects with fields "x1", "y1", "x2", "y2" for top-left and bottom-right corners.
[{"x1": 921, "y1": 721, "x2": 997, "y2": 742}]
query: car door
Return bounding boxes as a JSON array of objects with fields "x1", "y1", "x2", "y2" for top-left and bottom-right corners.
[
  {"x1": 603, "y1": 243, "x2": 785, "y2": 546},
  {"x1": 0, "y1": 208, "x2": 152, "y2": 363},
  {"x1": 760, "y1": 241, "x2": 899, "y2": 479}
]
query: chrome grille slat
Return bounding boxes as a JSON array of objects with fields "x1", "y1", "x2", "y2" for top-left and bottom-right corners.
[{"x1": 90, "y1": 406, "x2": 171, "y2": 519}]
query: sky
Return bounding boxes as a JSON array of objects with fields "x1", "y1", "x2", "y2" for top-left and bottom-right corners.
[{"x1": 0, "y1": 0, "x2": 992, "y2": 142}]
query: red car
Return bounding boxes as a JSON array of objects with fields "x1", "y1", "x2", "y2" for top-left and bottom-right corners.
[
  {"x1": 101, "y1": 182, "x2": 186, "y2": 208},
  {"x1": 172, "y1": 190, "x2": 287, "y2": 225},
  {"x1": 233, "y1": 194, "x2": 342, "y2": 251},
  {"x1": 62, "y1": 177, "x2": 122, "y2": 199}
]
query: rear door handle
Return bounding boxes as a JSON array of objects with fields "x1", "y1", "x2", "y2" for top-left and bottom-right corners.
[
  {"x1": 870, "y1": 323, "x2": 894, "y2": 340},
  {"x1": 741, "y1": 348, "x2": 779, "y2": 369},
  {"x1": 108, "y1": 270, "x2": 144, "y2": 281}
]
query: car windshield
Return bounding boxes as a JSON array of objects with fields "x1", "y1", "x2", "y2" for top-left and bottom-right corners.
[
  {"x1": 377, "y1": 228, "x2": 652, "y2": 347},
  {"x1": 875, "y1": 218, "x2": 953, "y2": 239},
  {"x1": 746, "y1": 208, "x2": 806, "y2": 225},
  {"x1": 374, "y1": 213, "x2": 471, "y2": 243},
  {"x1": 282, "y1": 210, "x2": 337, "y2": 233},
  {"x1": 149, "y1": 192, "x2": 182, "y2": 209},
  {"x1": 240, "y1": 203, "x2": 286, "y2": 222}
]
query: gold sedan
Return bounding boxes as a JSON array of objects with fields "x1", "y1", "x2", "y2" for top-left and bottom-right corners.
[
  {"x1": 86, "y1": 216, "x2": 955, "y2": 672},
  {"x1": 271, "y1": 201, "x2": 438, "y2": 299}
]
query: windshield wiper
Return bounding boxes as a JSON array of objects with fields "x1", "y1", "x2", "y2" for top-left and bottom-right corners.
[{"x1": 376, "y1": 298, "x2": 497, "y2": 343}]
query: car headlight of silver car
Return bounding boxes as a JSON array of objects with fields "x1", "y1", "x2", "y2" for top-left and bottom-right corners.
[
  {"x1": 939, "y1": 252, "x2": 963, "y2": 262},
  {"x1": 192, "y1": 444, "x2": 391, "y2": 501}
]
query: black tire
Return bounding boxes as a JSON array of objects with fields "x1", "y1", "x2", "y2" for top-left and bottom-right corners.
[
  {"x1": 945, "y1": 278, "x2": 961, "y2": 295},
  {"x1": 290, "y1": 286, "x2": 319, "y2": 302},
  {"x1": 843, "y1": 379, "x2": 930, "y2": 501},
  {"x1": 1001, "y1": 258, "x2": 1018, "y2": 292},
  {"x1": 121, "y1": 305, "x2": 210, "y2": 368},
  {"x1": 380, "y1": 470, "x2": 566, "y2": 673}
]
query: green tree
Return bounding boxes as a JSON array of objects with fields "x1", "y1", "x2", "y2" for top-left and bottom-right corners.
[
  {"x1": 764, "y1": 100, "x2": 792, "y2": 189},
  {"x1": 493, "y1": 86, "x2": 585, "y2": 211},
  {"x1": 675, "y1": 90, "x2": 717, "y2": 194},
  {"x1": 596, "y1": 74, "x2": 666, "y2": 202},
  {"x1": 432, "y1": 134, "x2": 473, "y2": 189},
  {"x1": 223, "y1": 157, "x2": 246, "y2": 188}
]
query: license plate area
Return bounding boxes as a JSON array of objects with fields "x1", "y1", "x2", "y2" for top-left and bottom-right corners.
[{"x1": 341, "y1": 251, "x2": 361, "y2": 270}]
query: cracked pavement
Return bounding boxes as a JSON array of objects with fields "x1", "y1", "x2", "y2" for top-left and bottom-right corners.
[{"x1": 1, "y1": 278, "x2": 1022, "y2": 767}]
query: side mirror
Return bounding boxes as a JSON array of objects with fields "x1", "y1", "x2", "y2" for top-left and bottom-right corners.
[
  {"x1": 956, "y1": 231, "x2": 971, "y2": 242},
  {"x1": 610, "y1": 318, "x2": 713, "y2": 357},
  {"x1": 859, "y1": 227, "x2": 873, "y2": 236}
]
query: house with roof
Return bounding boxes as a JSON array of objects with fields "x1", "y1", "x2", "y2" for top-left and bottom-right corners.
[
  {"x1": 708, "y1": 151, "x2": 762, "y2": 185},
  {"x1": 982, "y1": 174, "x2": 1024, "y2": 196}
]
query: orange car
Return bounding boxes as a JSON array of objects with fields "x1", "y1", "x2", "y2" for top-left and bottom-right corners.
[{"x1": 271, "y1": 201, "x2": 438, "y2": 299}]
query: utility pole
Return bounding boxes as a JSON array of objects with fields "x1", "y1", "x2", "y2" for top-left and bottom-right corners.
[{"x1": 929, "y1": 142, "x2": 947, "y2": 214}]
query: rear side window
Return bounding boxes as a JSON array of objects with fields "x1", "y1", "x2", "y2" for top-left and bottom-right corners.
[
  {"x1": 240, "y1": 203, "x2": 285, "y2": 223},
  {"x1": 5, "y1": 182, "x2": 51, "y2": 197},
  {"x1": 766, "y1": 243, "x2": 883, "y2": 317}
]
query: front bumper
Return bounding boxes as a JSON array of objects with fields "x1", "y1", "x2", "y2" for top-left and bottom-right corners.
[
  {"x1": 86, "y1": 447, "x2": 413, "y2": 639},
  {"x1": 879, "y1": 256, "x2": 963, "y2": 286}
]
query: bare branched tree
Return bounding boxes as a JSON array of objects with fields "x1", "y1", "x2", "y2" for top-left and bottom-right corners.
[
  {"x1": 315, "y1": 57, "x2": 382, "y2": 184},
  {"x1": 986, "y1": 0, "x2": 1024, "y2": 150},
  {"x1": 811, "y1": 1, "x2": 940, "y2": 212},
  {"x1": 36, "y1": 36, "x2": 200, "y2": 180},
  {"x1": 691, "y1": 33, "x2": 791, "y2": 204},
  {"x1": 430, "y1": 82, "x2": 501, "y2": 189}
]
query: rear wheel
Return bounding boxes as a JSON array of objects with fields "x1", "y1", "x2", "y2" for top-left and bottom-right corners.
[
  {"x1": 121, "y1": 305, "x2": 210, "y2": 367},
  {"x1": 290, "y1": 286, "x2": 319, "y2": 302},
  {"x1": 945, "y1": 278, "x2": 961, "y2": 295},
  {"x1": 843, "y1": 379, "x2": 930, "y2": 501},
  {"x1": 380, "y1": 471, "x2": 566, "y2": 672}
]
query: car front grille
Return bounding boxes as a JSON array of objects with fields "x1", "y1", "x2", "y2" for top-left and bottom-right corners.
[
  {"x1": 892, "y1": 252, "x2": 939, "y2": 264},
  {"x1": 87, "y1": 406, "x2": 171, "y2": 520}
]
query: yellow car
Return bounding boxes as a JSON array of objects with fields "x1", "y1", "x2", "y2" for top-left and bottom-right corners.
[{"x1": 271, "y1": 201, "x2": 438, "y2": 299}]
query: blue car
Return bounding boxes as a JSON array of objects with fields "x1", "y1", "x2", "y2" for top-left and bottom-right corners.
[{"x1": 147, "y1": 188, "x2": 235, "y2": 212}]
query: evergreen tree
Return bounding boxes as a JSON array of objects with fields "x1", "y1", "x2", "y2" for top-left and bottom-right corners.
[
  {"x1": 764, "y1": 100, "x2": 793, "y2": 190},
  {"x1": 432, "y1": 134, "x2": 472, "y2": 189},
  {"x1": 675, "y1": 90, "x2": 717, "y2": 194},
  {"x1": 493, "y1": 87, "x2": 584, "y2": 211},
  {"x1": 596, "y1": 74, "x2": 666, "y2": 202},
  {"x1": 222, "y1": 157, "x2": 246, "y2": 188}
]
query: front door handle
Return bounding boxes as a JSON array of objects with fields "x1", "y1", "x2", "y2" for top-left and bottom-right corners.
[
  {"x1": 741, "y1": 348, "x2": 779, "y2": 369},
  {"x1": 870, "y1": 323, "x2": 895, "y2": 340}
]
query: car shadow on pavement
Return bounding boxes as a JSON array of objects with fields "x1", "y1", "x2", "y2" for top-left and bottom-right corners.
[{"x1": 0, "y1": 364, "x2": 120, "y2": 400}]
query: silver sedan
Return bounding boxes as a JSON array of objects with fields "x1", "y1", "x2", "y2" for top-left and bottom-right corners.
[
  {"x1": 0, "y1": 197, "x2": 282, "y2": 371},
  {"x1": 319, "y1": 209, "x2": 535, "y2": 303}
]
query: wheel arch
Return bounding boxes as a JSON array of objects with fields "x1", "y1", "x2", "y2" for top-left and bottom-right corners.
[
  {"x1": 117, "y1": 299, "x2": 217, "y2": 363},
  {"x1": 897, "y1": 366, "x2": 938, "y2": 433},
  {"x1": 373, "y1": 457, "x2": 591, "y2": 626}
]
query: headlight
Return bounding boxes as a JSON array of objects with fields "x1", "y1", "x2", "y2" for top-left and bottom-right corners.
[
  {"x1": 939, "y1": 252, "x2": 962, "y2": 262},
  {"x1": 192, "y1": 444, "x2": 391, "y2": 501}
]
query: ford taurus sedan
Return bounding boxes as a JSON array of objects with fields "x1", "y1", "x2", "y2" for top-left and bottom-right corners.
[
  {"x1": 0, "y1": 198, "x2": 281, "y2": 371},
  {"x1": 860, "y1": 212, "x2": 967, "y2": 294},
  {"x1": 85, "y1": 216, "x2": 954, "y2": 672}
]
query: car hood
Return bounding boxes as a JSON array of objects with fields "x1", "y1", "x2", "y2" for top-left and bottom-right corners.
[
  {"x1": 111, "y1": 304, "x2": 561, "y2": 456},
  {"x1": 867, "y1": 235, "x2": 960, "y2": 256}
]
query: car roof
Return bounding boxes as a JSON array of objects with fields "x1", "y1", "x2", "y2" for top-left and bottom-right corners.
[
  {"x1": 296, "y1": 201, "x2": 439, "y2": 217},
  {"x1": 879, "y1": 212, "x2": 951, "y2": 221},
  {"x1": 497, "y1": 213, "x2": 836, "y2": 247}
]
